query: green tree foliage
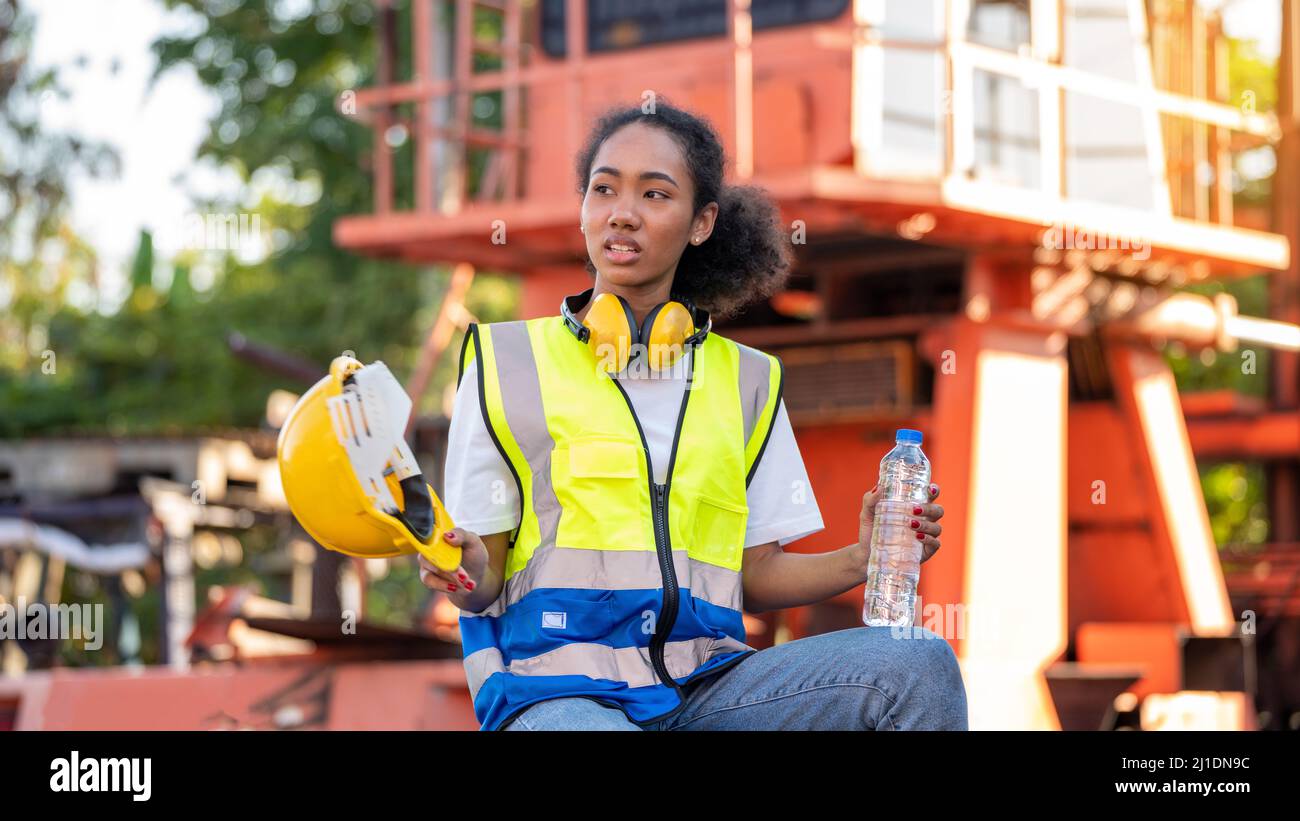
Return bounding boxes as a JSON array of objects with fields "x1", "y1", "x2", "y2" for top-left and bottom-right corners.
[
  {"x1": 1200, "y1": 462, "x2": 1270, "y2": 547},
  {"x1": 1, "y1": 0, "x2": 518, "y2": 436},
  {"x1": 0, "y1": 0, "x2": 118, "y2": 377}
]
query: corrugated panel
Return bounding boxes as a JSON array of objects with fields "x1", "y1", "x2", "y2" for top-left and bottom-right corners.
[{"x1": 772, "y1": 340, "x2": 913, "y2": 422}]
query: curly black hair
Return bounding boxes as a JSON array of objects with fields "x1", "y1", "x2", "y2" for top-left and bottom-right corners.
[{"x1": 573, "y1": 98, "x2": 793, "y2": 321}]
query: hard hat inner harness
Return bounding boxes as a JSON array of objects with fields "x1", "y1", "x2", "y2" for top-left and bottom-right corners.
[{"x1": 328, "y1": 361, "x2": 431, "y2": 541}]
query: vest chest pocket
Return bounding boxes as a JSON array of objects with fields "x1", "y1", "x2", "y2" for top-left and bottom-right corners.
[
  {"x1": 690, "y1": 493, "x2": 748, "y2": 571},
  {"x1": 554, "y1": 436, "x2": 648, "y2": 550}
]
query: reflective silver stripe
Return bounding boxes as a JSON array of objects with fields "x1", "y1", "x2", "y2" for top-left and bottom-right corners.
[
  {"x1": 466, "y1": 545, "x2": 743, "y2": 618},
  {"x1": 681, "y1": 554, "x2": 745, "y2": 613},
  {"x1": 463, "y1": 634, "x2": 753, "y2": 694},
  {"x1": 736, "y1": 342, "x2": 772, "y2": 446},
  {"x1": 464, "y1": 646, "x2": 504, "y2": 701},
  {"x1": 487, "y1": 321, "x2": 562, "y2": 550}
]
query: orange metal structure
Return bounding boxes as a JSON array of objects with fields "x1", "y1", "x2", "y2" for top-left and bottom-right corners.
[{"x1": 0, "y1": 659, "x2": 476, "y2": 731}]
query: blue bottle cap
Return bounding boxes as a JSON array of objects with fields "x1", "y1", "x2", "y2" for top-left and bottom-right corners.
[{"x1": 895, "y1": 428, "x2": 923, "y2": 445}]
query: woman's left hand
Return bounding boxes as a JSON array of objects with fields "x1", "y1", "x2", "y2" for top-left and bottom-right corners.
[{"x1": 859, "y1": 482, "x2": 944, "y2": 564}]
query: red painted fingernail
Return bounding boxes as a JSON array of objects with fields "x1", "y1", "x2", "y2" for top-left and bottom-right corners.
[
  {"x1": 915, "y1": 532, "x2": 925, "y2": 541},
  {"x1": 457, "y1": 572, "x2": 467, "y2": 581},
  {"x1": 871, "y1": 485, "x2": 878, "y2": 493},
  {"x1": 913, "y1": 506, "x2": 923, "y2": 515},
  {"x1": 444, "y1": 532, "x2": 455, "y2": 542},
  {"x1": 447, "y1": 584, "x2": 458, "y2": 592},
  {"x1": 911, "y1": 519, "x2": 920, "y2": 529},
  {"x1": 930, "y1": 485, "x2": 938, "y2": 495},
  {"x1": 465, "y1": 581, "x2": 475, "y2": 590}
]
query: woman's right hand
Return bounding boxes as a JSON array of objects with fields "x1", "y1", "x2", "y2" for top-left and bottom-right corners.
[{"x1": 419, "y1": 527, "x2": 488, "y2": 599}]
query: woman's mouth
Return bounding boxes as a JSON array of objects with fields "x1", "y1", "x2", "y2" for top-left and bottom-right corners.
[{"x1": 603, "y1": 242, "x2": 641, "y2": 265}]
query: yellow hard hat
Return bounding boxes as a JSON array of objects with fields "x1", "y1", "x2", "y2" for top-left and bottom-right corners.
[{"x1": 276, "y1": 356, "x2": 460, "y2": 571}]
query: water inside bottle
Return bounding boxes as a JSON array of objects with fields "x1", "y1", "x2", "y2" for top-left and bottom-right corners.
[{"x1": 863, "y1": 435, "x2": 931, "y2": 628}]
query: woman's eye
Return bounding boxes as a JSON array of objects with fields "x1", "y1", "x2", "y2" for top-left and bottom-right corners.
[{"x1": 592, "y1": 184, "x2": 665, "y2": 199}]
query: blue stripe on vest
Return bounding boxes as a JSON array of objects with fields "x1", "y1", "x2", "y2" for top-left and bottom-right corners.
[
  {"x1": 459, "y1": 587, "x2": 746, "y2": 664},
  {"x1": 473, "y1": 649, "x2": 753, "y2": 731}
]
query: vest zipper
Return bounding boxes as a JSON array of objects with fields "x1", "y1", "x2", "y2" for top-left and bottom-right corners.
[
  {"x1": 650, "y1": 480, "x2": 677, "y2": 690},
  {"x1": 609, "y1": 349, "x2": 696, "y2": 696}
]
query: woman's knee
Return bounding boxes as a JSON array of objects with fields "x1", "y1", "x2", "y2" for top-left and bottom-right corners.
[
  {"x1": 906, "y1": 626, "x2": 961, "y2": 661},
  {"x1": 503, "y1": 697, "x2": 642, "y2": 731},
  {"x1": 889, "y1": 627, "x2": 962, "y2": 679},
  {"x1": 853, "y1": 627, "x2": 968, "y2": 728},
  {"x1": 831, "y1": 627, "x2": 964, "y2": 686}
]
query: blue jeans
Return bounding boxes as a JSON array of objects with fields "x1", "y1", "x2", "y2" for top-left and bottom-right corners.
[{"x1": 502, "y1": 626, "x2": 968, "y2": 730}]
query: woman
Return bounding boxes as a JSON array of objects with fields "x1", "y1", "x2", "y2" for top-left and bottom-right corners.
[{"x1": 420, "y1": 100, "x2": 968, "y2": 731}]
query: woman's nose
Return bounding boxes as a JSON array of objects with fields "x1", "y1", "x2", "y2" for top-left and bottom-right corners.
[
  {"x1": 608, "y1": 197, "x2": 641, "y2": 228},
  {"x1": 609, "y1": 209, "x2": 638, "y2": 229}
]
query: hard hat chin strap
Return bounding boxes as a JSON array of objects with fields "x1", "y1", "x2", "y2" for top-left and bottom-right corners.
[{"x1": 390, "y1": 475, "x2": 435, "y2": 541}]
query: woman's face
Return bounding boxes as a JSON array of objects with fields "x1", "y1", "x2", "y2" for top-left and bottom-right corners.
[{"x1": 580, "y1": 122, "x2": 716, "y2": 294}]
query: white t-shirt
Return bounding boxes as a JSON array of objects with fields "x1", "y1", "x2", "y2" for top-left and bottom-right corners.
[{"x1": 444, "y1": 356, "x2": 824, "y2": 548}]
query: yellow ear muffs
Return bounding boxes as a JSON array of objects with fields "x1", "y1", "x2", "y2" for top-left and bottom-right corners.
[
  {"x1": 642, "y1": 300, "x2": 695, "y2": 370},
  {"x1": 582, "y1": 291, "x2": 638, "y2": 373},
  {"x1": 569, "y1": 289, "x2": 704, "y2": 373}
]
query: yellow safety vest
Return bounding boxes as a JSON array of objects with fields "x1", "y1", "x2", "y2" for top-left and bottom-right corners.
[{"x1": 455, "y1": 315, "x2": 783, "y2": 730}]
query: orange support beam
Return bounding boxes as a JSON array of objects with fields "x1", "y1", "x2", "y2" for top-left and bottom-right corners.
[
  {"x1": 1105, "y1": 341, "x2": 1235, "y2": 634},
  {"x1": 1184, "y1": 411, "x2": 1300, "y2": 459},
  {"x1": 929, "y1": 310, "x2": 1070, "y2": 730}
]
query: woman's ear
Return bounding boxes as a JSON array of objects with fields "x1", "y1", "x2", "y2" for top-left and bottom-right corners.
[{"x1": 692, "y1": 202, "x2": 719, "y2": 243}]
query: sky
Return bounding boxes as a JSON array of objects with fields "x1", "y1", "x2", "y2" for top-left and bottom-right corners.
[
  {"x1": 1221, "y1": 0, "x2": 1282, "y2": 57},
  {"x1": 26, "y1": 0, "x2": 1285, "y2": 312},
  {"x1": 30, "y1": 0, "x2": 238, "y2": 310}
]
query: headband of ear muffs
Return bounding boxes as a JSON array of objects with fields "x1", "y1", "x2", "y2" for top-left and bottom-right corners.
[{"x1": 561, "y1": 287, "x2": 711, "y2": 374}]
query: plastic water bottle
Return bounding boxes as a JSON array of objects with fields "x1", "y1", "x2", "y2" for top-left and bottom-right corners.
[{"x1": 863, "y1": 428, "x2": 931, "y2": 627}]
